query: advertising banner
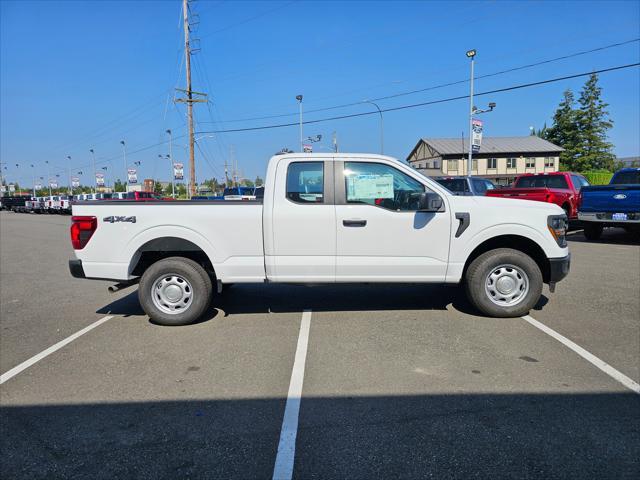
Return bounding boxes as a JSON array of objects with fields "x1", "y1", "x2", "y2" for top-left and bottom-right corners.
[
  {"x1": 71, "y1": 176, "x2": 80, "y2": 187},
  {"x1": 0, "y1": 185, "x2": 5, "y2": 193},
  {"x1": 95, "y1": 173, "x2": 105, "y2": 186},
  {"x1": 303, "y1": 144, "x2": 313, "y2": 153},
  {"x1": 173, "y1": 162, "x2": 184, "y2": 181},
  {"x1": 127, "y1": 168, "x2": 138, "y2": 184},
  {"x1": 35, "y1": 183, "x2": 42, "y2": 190},
  {"x1": 9, "y1": 183, "x2": 15, "y2": 193},
  {"x1": 49, "y1": 179, "x2": 58, "y2": 188},
  {"x1": 471, "y1": 118, "x2": 483, "y2": 153}
]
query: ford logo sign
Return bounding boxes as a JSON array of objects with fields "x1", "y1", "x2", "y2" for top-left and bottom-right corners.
[{"x1": 613, "y1": 194, "x2": 627, "y2": 200}]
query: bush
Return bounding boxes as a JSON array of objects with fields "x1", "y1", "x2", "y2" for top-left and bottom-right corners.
[{"x1": 583, "y1": 171, "x2": 613, "y2": 185}]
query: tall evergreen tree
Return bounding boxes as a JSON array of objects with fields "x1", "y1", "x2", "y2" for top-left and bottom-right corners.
[
  {"x1": 576, "y1": 73, "x2": 615, "y2": 171},
  {"x1": 543, "y1": 89, "x2": 582, "y2": 170}
]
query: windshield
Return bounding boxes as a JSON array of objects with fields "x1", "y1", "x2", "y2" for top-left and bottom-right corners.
[
  {"x1": 612, "y1": 170, "x2": 640, "y2": 184},
  {"x1": 515, "y1": 175, "x2": 569, "y2": 189}
]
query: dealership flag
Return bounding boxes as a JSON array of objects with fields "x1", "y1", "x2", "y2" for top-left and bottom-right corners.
[
  {"x1": 95, "y1": 173, "x2": 105, "y2": 186},
  {"x1": 127, "y1": 168, "x2": 138, "y2": 184},
  {"x1": 71, "y1": 176, "x2": 80, "y2": 187},
  {"x1": 49, "y1": 179, "x2": 58, "y2": 188},
  {"x1": 173, "y1": 162, "x2": 184, "y2": 181},
  {"x1": 303, "y1": 144, "x2": 313, "y2": 153},
  {"x1": 471, "y1": 118, "x2": 483, "y2": 153}
]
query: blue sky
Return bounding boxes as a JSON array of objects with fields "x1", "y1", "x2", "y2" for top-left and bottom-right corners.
[{"x1": 1, "y1": 0, "x2": 639, "y2": 186}]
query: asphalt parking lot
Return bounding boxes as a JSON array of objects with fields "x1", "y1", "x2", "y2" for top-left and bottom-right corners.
[{"x1": 1, "y1": 210, "x2": 639, "y2": 479}]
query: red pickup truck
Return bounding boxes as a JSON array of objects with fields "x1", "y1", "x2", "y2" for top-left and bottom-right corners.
[{"x1": 486, "y1": 172, "x2": 589, "y2": 219}]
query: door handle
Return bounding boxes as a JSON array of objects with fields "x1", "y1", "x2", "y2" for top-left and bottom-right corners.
[{"x1": 343, "y1": 219, "x2": 367, "y2": 227}]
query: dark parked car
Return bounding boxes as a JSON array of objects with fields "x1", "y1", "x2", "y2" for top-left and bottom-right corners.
[{"x1": 434, "y1": 176, "x2": 496, "y2": 196}]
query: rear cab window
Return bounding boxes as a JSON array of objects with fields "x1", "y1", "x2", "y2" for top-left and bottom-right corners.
[
  {"x1": 612, "y1": 170, "x2": 640, "y2": 184},
  {"x1": 286, "y1": 162, "x2": 324, "y2": 203},
  {"x1": 515, "y1": 175, "x2": 569, "y2": 189}
]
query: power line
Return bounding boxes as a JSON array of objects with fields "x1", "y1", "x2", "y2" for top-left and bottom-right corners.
[
  {"x1": 198, "y1": 1, "x2": 297, "y2": 39},
  {"x1": 196, "y1": 62, "x2": 640, "y2": 134},
  {"x1": 202, "y1": 38, "x2": 640, "y2": 124}
]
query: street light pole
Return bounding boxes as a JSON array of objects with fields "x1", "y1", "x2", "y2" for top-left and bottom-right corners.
[
  {"x1": 167, "y1": 129, "x2": 175, "y2": 198},
  {"x1": 466, "y1": 49, "x2": 476, "y2": 177},
  {"x1": 30, "y1": 164, "x2": 36, "y2": 197},
  {"x1": 296, "y1": 95, "x2": 303, "y2": 152},
  {"x1": 364, "y1": 100, "x2": 384, "y2": 154},
  {"x1": 67, "y1": 155, "x2": 72, "y2": 196},
  {"x1": 45, "y1": 160, "x2": 51, "y2": 196},
  {"x1": 120, "y1": 140, "x2": 127, "y2": 192},
  {"x1": 89, "y1": 148, "x2": 96, "y2": 194}
]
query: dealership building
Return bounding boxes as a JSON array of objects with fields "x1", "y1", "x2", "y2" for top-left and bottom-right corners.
[{"x1": 406, "y1": 136, "x2": 563, "y2": 185}]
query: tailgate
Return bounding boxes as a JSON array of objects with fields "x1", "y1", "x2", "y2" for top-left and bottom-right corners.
[{"x1": 580, "y1": 185, "x2": 640, "y2": 213}]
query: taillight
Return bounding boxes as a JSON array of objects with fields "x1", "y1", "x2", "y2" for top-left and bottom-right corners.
[
  {"x1": 71, "y1": 216, "x2": 97, "y2": 249},
  {"x1": 578, "y1": 190, "x2": 583, "y2": 209}
]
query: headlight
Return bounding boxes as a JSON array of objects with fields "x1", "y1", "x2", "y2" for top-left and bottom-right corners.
[{"x1": 547, "y1": 214, "x2": 567, "y2": 247}]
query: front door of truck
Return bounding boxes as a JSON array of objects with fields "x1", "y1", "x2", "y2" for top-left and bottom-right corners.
[
  {"x1": 334, "y1": 160, "x2": 451, "y2": 281},
  {"x1": 265, "y1": 157, "x2": 336, "y2": 282}
]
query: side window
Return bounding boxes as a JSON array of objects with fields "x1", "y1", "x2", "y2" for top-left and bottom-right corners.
[
  {"x1": 344, "y1": 162, "x2": 426, "y2": 211},
  {"x1": 472, "y1": 178, "x2": 488, "y2": 194},
  {"x1": 286, "y1": 162, "x2": 324, "y2": 203}
]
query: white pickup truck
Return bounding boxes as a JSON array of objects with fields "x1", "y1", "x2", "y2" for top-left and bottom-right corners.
[{"x1": 69, "y1": 153, "x2": 570, "y2": 325}]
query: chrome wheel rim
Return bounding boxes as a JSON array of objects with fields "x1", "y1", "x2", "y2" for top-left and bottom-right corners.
[
  {"x1": 151, "y1": 274, "x2": 193, "y2": 315},
  {"x1": 484, "y1": 264, "x2": 529, "y2": 307}
]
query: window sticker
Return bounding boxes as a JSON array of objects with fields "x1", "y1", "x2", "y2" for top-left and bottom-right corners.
[{"x1": 347, "y1": 173, "x2": 394, "y2": 199}]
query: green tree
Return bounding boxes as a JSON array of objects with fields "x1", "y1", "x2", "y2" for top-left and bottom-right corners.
[
  {"x1": 153, "y1": 180, "x2": 164, "y2": 195},
  {"x1": 113, "y1": 179, "x2": 125, "y2": 192},
  {"x1": 576, "y1": 73, "x2": 615, "y2": 171},
  {"x1": 254, "y1": 175, "x2": 264, "y2": 186},
  {"x1": 543, "y1": 89, "x2": 583, "y2": 171},
  {"x1": 240, "y1": 178, "x2": 254, "y2": 187}
]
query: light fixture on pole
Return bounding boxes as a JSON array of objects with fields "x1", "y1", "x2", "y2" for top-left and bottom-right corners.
[
  {"x1": 30, "y1": 164, "x2": 36, "y2": 197},
  {"x1": 120, "y1": 140, "x2": 127, "y2": 192},
  {"x1": 89, "y1": 148, "x2": 96, "y2": 194},
  {"x1": 363, "y1": 100, "x2": 384, "y2": 154},
  {"x1": 296, "y1": 95, "x2": 303, "y2": 152}
]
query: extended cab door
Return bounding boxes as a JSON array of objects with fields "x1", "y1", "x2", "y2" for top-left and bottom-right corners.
[
  {"x1": 335, "y1": 159, "x2": 451, "y2": 281},
  {"x1": 265, "y1": 157, "x2": 336, "y2": 282}
]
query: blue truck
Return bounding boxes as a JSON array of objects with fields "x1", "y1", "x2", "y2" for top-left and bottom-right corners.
[
  {"x1": 578, "y1": 168, "x2": 640, "y2": 240},
  {"x1": 434, "y1": 176, "x2": 496, "y2": 196}
]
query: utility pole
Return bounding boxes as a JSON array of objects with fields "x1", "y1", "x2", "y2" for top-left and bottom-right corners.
[
  {"x1": 332, "y1": 131, "x2": 338, "y2": 153},
  {"x1": 45, "y1": 160, "x2": 52, "y2": 196},
  {"x1": 175, "y1": 0, "x2": 207, "y2": 198},
  {"x1": 296, "y1": 95, "x2": 303, "y2": 152}
]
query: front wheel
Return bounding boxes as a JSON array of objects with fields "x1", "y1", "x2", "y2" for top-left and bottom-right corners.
[
  {"x1": 138, "y1": 256, "x2": 213, "y2": 326},
  {"x1": 465, "y1": 248, "x2": 543, "y2": 318}
]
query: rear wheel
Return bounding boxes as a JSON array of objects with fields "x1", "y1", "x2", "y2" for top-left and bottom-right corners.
[
  {"x1": 465, "y1": 248, "x2": 543, "y2": 318},
  {"x1": 583, "y1": 223, "x2": 603, "y2": 241},
  {"x1": 138, "y1": 256, "x2": 213, "y2": 326}
]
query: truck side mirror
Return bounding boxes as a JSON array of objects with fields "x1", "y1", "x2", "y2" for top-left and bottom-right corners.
[{"x1": 418, "y1": 192, "x2": 444, "y2": 212}]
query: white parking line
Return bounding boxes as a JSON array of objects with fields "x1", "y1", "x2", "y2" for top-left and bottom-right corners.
[
  {"x1": 0, "y1": 315, "x2": 114, "y2": 385},
  {"x1": 522, "y1": 315, "x2": 640, "y2": 394},
  {"x1": 273, "y1": 309, "x2": 312, "y2": 480}
]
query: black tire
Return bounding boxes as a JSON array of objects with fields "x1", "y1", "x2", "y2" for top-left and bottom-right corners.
[
  {"x1": 465, "y1": 248, "x2": 543, "y2": 318},
  {"x1": 138, "y1": 256, "x2": 213, "y2": 326},
  {"x1": 583, "y1": 223, "x2": 603, "y2": 241}
]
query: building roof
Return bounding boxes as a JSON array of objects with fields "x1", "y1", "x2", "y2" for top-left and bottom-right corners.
[
  {"x1": 408, "y1": 136, "x2": 563, "y2": 160},
  {"x1": 618, "y1": 156, "x2": 639, "y2": 167}
]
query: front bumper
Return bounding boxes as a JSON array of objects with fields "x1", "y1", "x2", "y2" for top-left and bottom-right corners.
[
  {"x1": 69, "y1": 259, "x2": 86, "y2": 278},
  {"x1": 548, "y1": 254, "x2": 571, "y2": 284}
]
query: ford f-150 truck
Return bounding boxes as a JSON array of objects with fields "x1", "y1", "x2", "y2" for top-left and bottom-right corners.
[
  {"x1": 69, "y1": 153, "x2": 570, "y2": 325},
  {"x1": 578, "y1": 167, "x2": 640, "y2": 240},
  {"x1": 486, "y1": 172, "x2": 589, "y2": 219}
]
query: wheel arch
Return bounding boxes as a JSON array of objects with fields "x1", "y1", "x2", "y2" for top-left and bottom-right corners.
[
  {"x1": 462, "y1": 234, "x2": 551, "y2": 283},
  {"x1": 128, "y1": 235, "x2": 216, "y2": 279}
]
